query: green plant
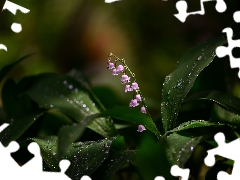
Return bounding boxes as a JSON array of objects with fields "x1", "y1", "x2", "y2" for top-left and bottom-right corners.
[{"x1": 0, "y1": 34, "x2": 239, "y2": 180}]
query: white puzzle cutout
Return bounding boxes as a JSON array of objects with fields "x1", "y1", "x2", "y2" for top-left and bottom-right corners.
[
  {"x1": 105, "y1": 0, "x2": 121, "y2": 3},
  {"x1": 0, "y1": 123, "x2": 92, "y2": 180},
  {"x1": 154, "y1": 165, "x2": 190, "y2": 180},
  {"x1": 171, "y1": 165, "x2": 190, "y2": 180},
  {"x1": 204, "y1": 132, "x2": 240, "y2": 180},
  {"x1": 154, "y1": 176, "x2": 165, "y2": 180},
  {"x1": 174, "y1": 0, "x2": 226, "y2": 22},
  {"x1": 216, "y1": 11, "x2": 240, "y2": 79},
  {"x1": 1, "y1": 1, "x2": 30, "y2": 51}
]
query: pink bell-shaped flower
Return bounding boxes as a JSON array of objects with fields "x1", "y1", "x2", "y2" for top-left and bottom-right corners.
[
  {"x1": 137, "y1": 125, "x2": 146, "y2": 132},
  {"x1": 107, "y1": 60, "x2": 115, "y2": 69},
  {"x1": 116, "y1": 65, "x2": 124, "y2": 73},
  {"x1": 112, "y1": 69, "x2": 119, "y2": 75},
  {"x1": 131, "y1": 82, "x2": 139, "y2": 90},
  {"x1": 141, "y1": 106, "x2": 146, "y2": 114},
  {"x1": 125, "y1": 85, "x2": 132, "y2": 92},
  {"x1": 136, "y1": 94, "x2": 141, "y2": 101},
  {"x1": 121, "y1": 74, "x2": 131, "y2": 84},
  {"x1": 129, "y1": 99, "x2": 139, "y2": 107}
]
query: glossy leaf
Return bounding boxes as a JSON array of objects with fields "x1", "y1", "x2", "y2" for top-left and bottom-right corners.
[
  {"x1": 57, "y1": 113, "x2": 99, "y2": 158},
  {"x1": 0, "y1": 109, "x2": 45, "y2": 146},
  {"x1": 67, "y1": 68, "x2": 91, "y2": 86},
  {"x1": 0, "y1": 53, "x2": 36, "y2": 83},
  {"x1": 101, "y1": 106, "x2": 161, "y2": 139},
  {"x1": 24, "y1": 73, "x2": 117, "y2": 137},
  {"x1": 92, "y1": 150, "x2": 136, "y2": 179},
  {"x1": 211, "y1": 104, "x2": 240, "y2": 125},
  {"x1": 161, "y1": 37, "x2": 227, "y2": 132},
  {"x1": 110, "y1": 136, "x2": 126, "y2": 152},
  {"x1": 66, "y1": 137, "x2": 117, "y2": 179},
  {"x1": 165, "y1": 132, "x2": 204, "y2": 167},
  {"x1": 185, "y1": 90, "x2": 240, "y2": 115},
  {"x1": 31, "y1": 136, "x2": 117, "y2": 179},
  {"x1": 166, "y1": 120, "x2": 224, "y2": 135}
]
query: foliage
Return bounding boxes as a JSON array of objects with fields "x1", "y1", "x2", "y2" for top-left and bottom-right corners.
[{"x1": 0, "y1": 34, "x2": 239, "y2": 180}]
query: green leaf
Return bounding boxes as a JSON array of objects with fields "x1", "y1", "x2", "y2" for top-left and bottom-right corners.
[
  {"x1": 31, "y1": 136, "x2": 117, "y2": 179},
  {"x1": 0, "y1": 109, "x2": 46, "y2": 146},
  {"x1": 222, "y1": 159, "x2": 234, "y2": 167},
  {"x1": 24, "y1": 73, "x2": 117, "y2": 137},
  {"x1": 57, "y1": 113, "x2": 99, "y2": 159},
  {"x1": 136, "y1": 135, "x2": 174, "y2": 180},
  {"x1": 165, "y1": 132, "x2": 204, "y2": 167},
  {"x1": 161, "y1": 37, "x2": 227, "y2": 132},
  {"x1": 166, "y1": 120, "x2": 224, "y2": 135},
  {"x1": 211, "y1": 104, "x2": 240, "y2": 125},
  {"x1": 92, "y1": 86, "x2": 123, "y2": 109},
  {"x1": 0, "y1": 53, "x2": 36, "y2": 83},
  {"x1": 185, "y1": 90, "x2": 240, "y2": 115},
  {"x1": 30, "y1": 136, "x2": 60, "y2": 171},
  {"x1": 92, "y1": 150, "x2": 136, "y2": 179},
  {"x1": 101, "y1": 106, "x2": 161, "y2": 139},
  {"x1": 67, "y1": 68, "x2": 91, "y2": 86},
  {"x1": 110, "y1": 136, "x2": 126, "y2": 152},
  {"x1": 37, "y1": 110, "x2": 73, "y2": 137}
]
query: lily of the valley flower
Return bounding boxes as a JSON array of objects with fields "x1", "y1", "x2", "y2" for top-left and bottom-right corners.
[
  {"x1": 107, "y1": 54, "x2": 150, "y2": 125},
  {"x1": 107, "y1": 60, "x2": 115, "y2": 69},
  {"x1": 121, "y1": 74, "x2": 131, "y2": 84},
  {"x1": 125, "y1": 85, "x2": 132, "y2": 92},
  {"x1": 112, "y1": 69, "x2": 119, "y2": 75},
  {"x1": 116, "y1": 65, "x2": 124, "y2": 72},
  {"x1": 137, "y1": 125, "x2": 146, "y2": 132},
  {"x1": 131, "y1": 82, "x2": 139, "y2": 90},
  {"x1": 136, "y1": 94, "x2": 141, "y2": 101},
  {"x1": 141, "y1": 106, "x2": 147, "y2": 114},
  {"x1": 129, "y1": 99, "x2": 139, "y2": 107}
]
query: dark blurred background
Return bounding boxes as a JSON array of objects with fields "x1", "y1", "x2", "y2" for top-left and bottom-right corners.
[{"x1": 0, "y1": 0, "x2": 240, "y2": 110}]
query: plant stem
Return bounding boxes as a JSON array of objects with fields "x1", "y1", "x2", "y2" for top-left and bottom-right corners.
[{"x1": 109, "y1": 53, "x2": 152, "y2": 119}]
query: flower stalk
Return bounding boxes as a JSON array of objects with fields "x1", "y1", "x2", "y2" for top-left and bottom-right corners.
[{"x1": 107, "y1": 53, "x2": 151, "y2": 119}]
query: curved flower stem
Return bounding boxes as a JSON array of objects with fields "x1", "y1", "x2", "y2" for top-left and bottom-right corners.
[{"x1": 109, "y1": 53, "x2": 152, "y2": 119}]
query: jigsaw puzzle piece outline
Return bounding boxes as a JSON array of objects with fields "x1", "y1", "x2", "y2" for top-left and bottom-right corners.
[
  {"x1": 170, "y1": 165, "x2": 190, "y2": 180},
  {"x1": 216, "y1": 27, "x2": 240, "y2": 78},
  {"x1": 2, "y1": 0, "x2": 30, "y2": 15},
  {"x1": 174, "y1": 0, "x2": 227, "y2": 22},
  {"x1": 154, "y1": 176, "x2": 165, "y2": 180},
  {"x1": 204, "y1": 132, "x2": 240, "y2": 180}
]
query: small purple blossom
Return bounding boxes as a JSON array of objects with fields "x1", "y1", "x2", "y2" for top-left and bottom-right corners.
[
  {"x1": 129, "y1": 99, "x2": 139, "y2": 107},
  {"x1": 121, "y1": 74, "x2": 130, "y2": 84},
  {"x1": 131, "y1": 82, "x2": 139, "y2": 90},
  {"x1": 112, "y1": 69, "x2": 119, "y2": 75},
  {"x1": 125, "y1": 85, "x2": 132, "y2": 92},
  {"x1": 141, "y1": 106, "x2": 146, "y2": 114},
  {"x1": 107, "y1": 60, "x2": 115, "y2": 69},
  {"x1": 136, "y1": 94, "x2": 141, "y2": 101},
  {"x1": 116, "y1": 65, "x2": 124, "y2": 73},
  {"x1": 137, "y1": 125, "x2": 146, "y2": 132}
]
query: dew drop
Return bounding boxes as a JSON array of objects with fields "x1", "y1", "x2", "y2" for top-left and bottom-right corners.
[
  {"x1": 167, "y1": 90, "x2": 171, "y2": 95},
  {"x1": 68, "y1": 84, "x2": 73, "y2": 89}
]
